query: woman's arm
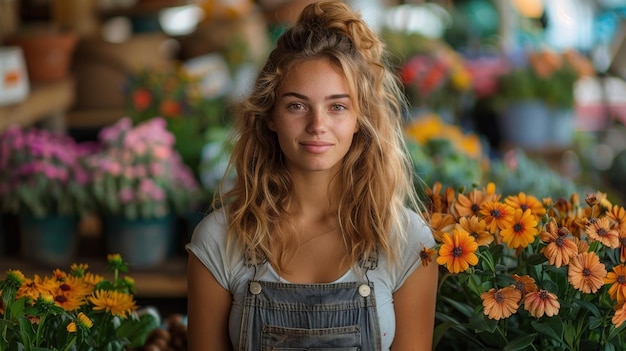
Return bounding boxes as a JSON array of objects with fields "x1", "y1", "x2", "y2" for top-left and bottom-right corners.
[
  {"x1": 187, "y1": 252, "x2": 233, "y2": 350},
  {"x1": 391, "y1": 261, "x2": 439, "y2": 351}
]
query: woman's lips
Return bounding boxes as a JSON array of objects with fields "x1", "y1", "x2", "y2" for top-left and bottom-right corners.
[{"x1": 300, "y1": 141, "x2": 333, "y2": 154}]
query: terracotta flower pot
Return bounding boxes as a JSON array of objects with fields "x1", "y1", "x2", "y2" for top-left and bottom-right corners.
[{"x1": 7, "y1": 28, "x2": 78, "y2": 83}]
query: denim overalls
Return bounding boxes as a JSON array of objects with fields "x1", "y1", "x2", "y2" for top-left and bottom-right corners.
[{"x1": 238, "y1": 253, "x2": 382, "y2": 350}]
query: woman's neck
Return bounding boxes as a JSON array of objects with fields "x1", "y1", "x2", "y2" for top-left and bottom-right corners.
[{"x1": 287, "y1": 172, "x2": 339, "y2": 219}]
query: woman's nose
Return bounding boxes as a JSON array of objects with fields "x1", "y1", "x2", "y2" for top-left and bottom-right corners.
[{"x1": 306, "y1": 109, "x2": 327, "y2": 133}]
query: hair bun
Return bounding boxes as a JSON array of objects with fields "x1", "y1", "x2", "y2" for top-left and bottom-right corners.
[{"x1": 295, "y1": 1, "x2": 382, "y2": 63}]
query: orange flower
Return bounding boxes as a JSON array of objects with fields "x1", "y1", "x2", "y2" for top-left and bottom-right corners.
[
  {"x1": 607, "y1": 205, "x2": 626, "y2": 233},
  {"x1": 455, "y1": 189, "x2": 485, "y2": 218},
  {"x1": 57, "y1": 276, "x2": 93, "y2": 299},
  {"x1": 617, "y1": 228, "x2": 626, "y2": 263},
  {"x1": 480, "y1": 201, "x2": 515, "y2": 233},
  {"x1": 540, "y1": 219, "x2": 578, "y2": 268},
  {"x1": 159, "y1": 99, "x2": 182, "y2": 118},
  {"x1": 436, "y1": 229, "x2": 479, "y2": 273},
  {"x1": 523, "y1": 289, "x2": 560, "y2": 318},
  {"x1": 456, "y1": 216, "x2": 493, "y2": 246},
  {"x1": 505, "y1": 192, "x2": 546, "y2": 222},
  {"x1": 424, "y1": 182, "x2": 455, "y2": 215},
  {"x1": 454, "y1": 185, "x2": 499, "y2": 218},
  {"x1": 568, "y1": 252, "x2": 607, "y2": 294},
  {"x1": 574, "y1": 236, "x2": 590, "y2": 254},
  {"x1": 419, "y1": 245, "x2": 437, "y2": 267},
  {"x1": 585, "y1": 217, "x2": 620, "y2": 249},
  {"x1": 604, "y1": 264, "x2": 626, "y2": 304},
  {"x1": 480, "y1": 286, "x2": 522, "y2": 320},
  {"x1": 52, "y1": 289, "x2": 85, "y2": 311},
  {"x1": 613, "y1": 303, "x2": 626, "y2": 328},
  {"x1": 512, "y1": 274, "x2": 537, "y2": 296},
  {"x1": 561, "y1": 214, "x2": 586, "y2": 239},
  {"x1": 429, "y1": 212, "x2": 457, "y2": 243},
  {"x1": 551, "y1": 195, "x2": 578, "y2": 218},
  {"x1": 499, "y1": 208, "x2": 538, "y2": 249}
]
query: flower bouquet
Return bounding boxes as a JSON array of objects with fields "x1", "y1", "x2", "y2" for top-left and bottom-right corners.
[
  {"x1": 0, "y1": 254, "x2": 159, "y2": 350},
  {"x1": 424, "y1": 182, "x2": 626, "y2": 350},
  {"x1": 85, "y1": 117, "x2": 201, "y2": 220},
  {"x1": 0, "y1": 126, "x2": 92, "y2": 218}
]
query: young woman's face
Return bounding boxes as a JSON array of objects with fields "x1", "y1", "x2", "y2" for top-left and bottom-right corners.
[{"x1": 269, "y1": 58, "x2": 358, "y2": 176}]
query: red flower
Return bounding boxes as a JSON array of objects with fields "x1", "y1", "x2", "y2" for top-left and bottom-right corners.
[
  {"x1": 159, "y1": 100, "x2": 182, "y2": 118},
  {"x1": 132, "y1": 89, "x2": 152, "y2": 111}
]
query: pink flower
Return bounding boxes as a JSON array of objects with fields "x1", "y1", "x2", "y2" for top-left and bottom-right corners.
[
  {"x1": 149, "y1": 162, "x2": 165, "y2": 176},
  {"x1": 151, "y1": 145, "x2": 172, "y2": 160},
  {"x1": 118, "y1": 187, "x2": 135, "y2": 203},
  {"x1": 133, "y1": 165, "x2": 147, "y2": 178}
]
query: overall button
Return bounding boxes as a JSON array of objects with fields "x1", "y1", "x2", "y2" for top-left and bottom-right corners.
[
  {"x1": 358, "y1": 284, "x2": 371, "y2": 297},
  {"x1": 249, "y1": 282, "x2": 262, "y2": 295}
]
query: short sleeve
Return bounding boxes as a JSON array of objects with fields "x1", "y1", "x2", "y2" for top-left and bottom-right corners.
[
  {"x1": 391, "y1": 209, "x2": 436, "y2": 292},
  {"x1": 185, "y1": 210, "x2": 233, "y2": 291}
]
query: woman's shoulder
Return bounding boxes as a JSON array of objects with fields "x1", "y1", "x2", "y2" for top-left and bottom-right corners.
[
  {"x1": 189, "y1": 208, "x2": 229, "y2": 247},
  {"x1": 400, "y1": 207, "x2": 435, "y2": 247}
]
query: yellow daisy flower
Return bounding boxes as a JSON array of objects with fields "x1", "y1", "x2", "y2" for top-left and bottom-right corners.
[
  {"x1": 499, "y1": 208, "x2": 538, "y2": 249},
  {"x1": 88, "y1": 290, "x2": 137, "y2": 318}
]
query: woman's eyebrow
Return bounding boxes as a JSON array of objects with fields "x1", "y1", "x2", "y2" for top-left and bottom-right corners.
[{"x1": 280, "y1": 92, "x2": 350, "y2": 100}]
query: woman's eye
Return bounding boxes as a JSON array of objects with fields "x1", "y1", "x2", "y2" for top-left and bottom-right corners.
[
  {"x1": 288, "y1": 102, "x2": 306, "y2": 111},
  {"x1": 330, "y1": 104, "x2": 347, "y2": 111}
]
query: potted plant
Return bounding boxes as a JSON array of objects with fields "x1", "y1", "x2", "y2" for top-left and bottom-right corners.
[
  {"x1": 85, "y1": 117, "x2": 202, "y2": 268},
  {"x1": 495, "y1": 49, "x2": 594, "y2": 149},
  {"x1": 386, "y1": 31, "x2": 473, "y2": 123},
  {"x1": 0, "y1": 126, "x2": 93, "y2": 266},
  {"x1": 0, "y1": 254, "x2": 159, "y2": 350},
  {"x1": 403, "y1": 113, "x2": 486, "y2": 192},
  {"x1": 425, "y1": 182, "x2": 626, "y2": 350},
  {"x1": 125, "y1": 65, "x2": 228, "y2": 181}
]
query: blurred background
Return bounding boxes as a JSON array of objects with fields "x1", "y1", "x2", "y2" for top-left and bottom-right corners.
[{"x1": 1, "y1": 0, "x2": 626, "y2": 348}]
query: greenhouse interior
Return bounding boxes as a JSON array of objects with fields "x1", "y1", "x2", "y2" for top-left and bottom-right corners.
[{"x1": 1, "y1": 0, "x2": 626, "y2": 350}]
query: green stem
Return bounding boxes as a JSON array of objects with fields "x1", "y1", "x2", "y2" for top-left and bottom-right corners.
[
  {"x1": 113, "y1": 266, "x2": 119, "y2": 284},
  {"x1": 35, "y1": 314, "x2": 47, "y2": 347},
  {"x1": 96, "y1": 313, "x2": 112, "y2": 348},
  {"x1": 63, "y1": 336, "x2": 77, "y2": 351}
]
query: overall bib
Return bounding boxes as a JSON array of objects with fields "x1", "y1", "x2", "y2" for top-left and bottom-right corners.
[{"x1": 238, "y1": 254, "x2": 382, "y2": 350}]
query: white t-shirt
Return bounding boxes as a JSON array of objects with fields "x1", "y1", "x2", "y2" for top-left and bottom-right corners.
[{"x1": 186, "y1": 207, "x2": 436, "y2": 350}]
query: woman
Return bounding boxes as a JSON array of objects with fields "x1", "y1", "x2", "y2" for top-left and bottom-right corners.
[{"x1": 186, "y1": 1, "x2": 438, "y2": 350}]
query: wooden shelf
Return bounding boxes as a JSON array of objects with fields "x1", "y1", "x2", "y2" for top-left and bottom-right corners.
[
  {"x1": 0, "y1": 77, "x2": 75, "y2": 133},
  {"x1": 0, "y1": 255, "x2": 187, "y2": 299},
  {"x1": 99, "y1": 0, "x2": 190, "y2": 18}
]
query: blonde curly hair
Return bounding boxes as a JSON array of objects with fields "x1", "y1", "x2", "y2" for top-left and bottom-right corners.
[{"x1": 215, "y1": 0, "x2": 424, "y2": 270}]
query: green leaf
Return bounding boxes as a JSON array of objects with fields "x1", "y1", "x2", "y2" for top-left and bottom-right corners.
[
  {"x1": 525, "y1": 253, "x2": 547, "y2": 265},
  {"x1": 115, "y1": 313, "x2": 159, "y2": 347},
  {"x1": 433, "y1": 320, "x2": 456, "y2": 347},
  {"x1": 588, "y1": 316, "x2": 603, "y2": 329},
  {"x1": 17, "y1": 316, "x2": 34, "y2": 351},
  {"x1": 440, "y1": 296, "x2": 475, "y2": 318},
  {"x1": 503, "y1": 333, "x2": 537, "y2": 351},
  {"x1": 607, "y1": 320, "x2": 626, "y2": 342},
  {"x1": 531, "y1": 316, "x2": 563, "y2": 340},
  {"x1": 468, "y1": 310, "x2": 498, "y2": 333},
  {"x1": 563, "y1": 323, "x2": 577, "y2": 348},
  {"x1": 574, "y1": 298, "x2": 601, "y2": 318}
]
